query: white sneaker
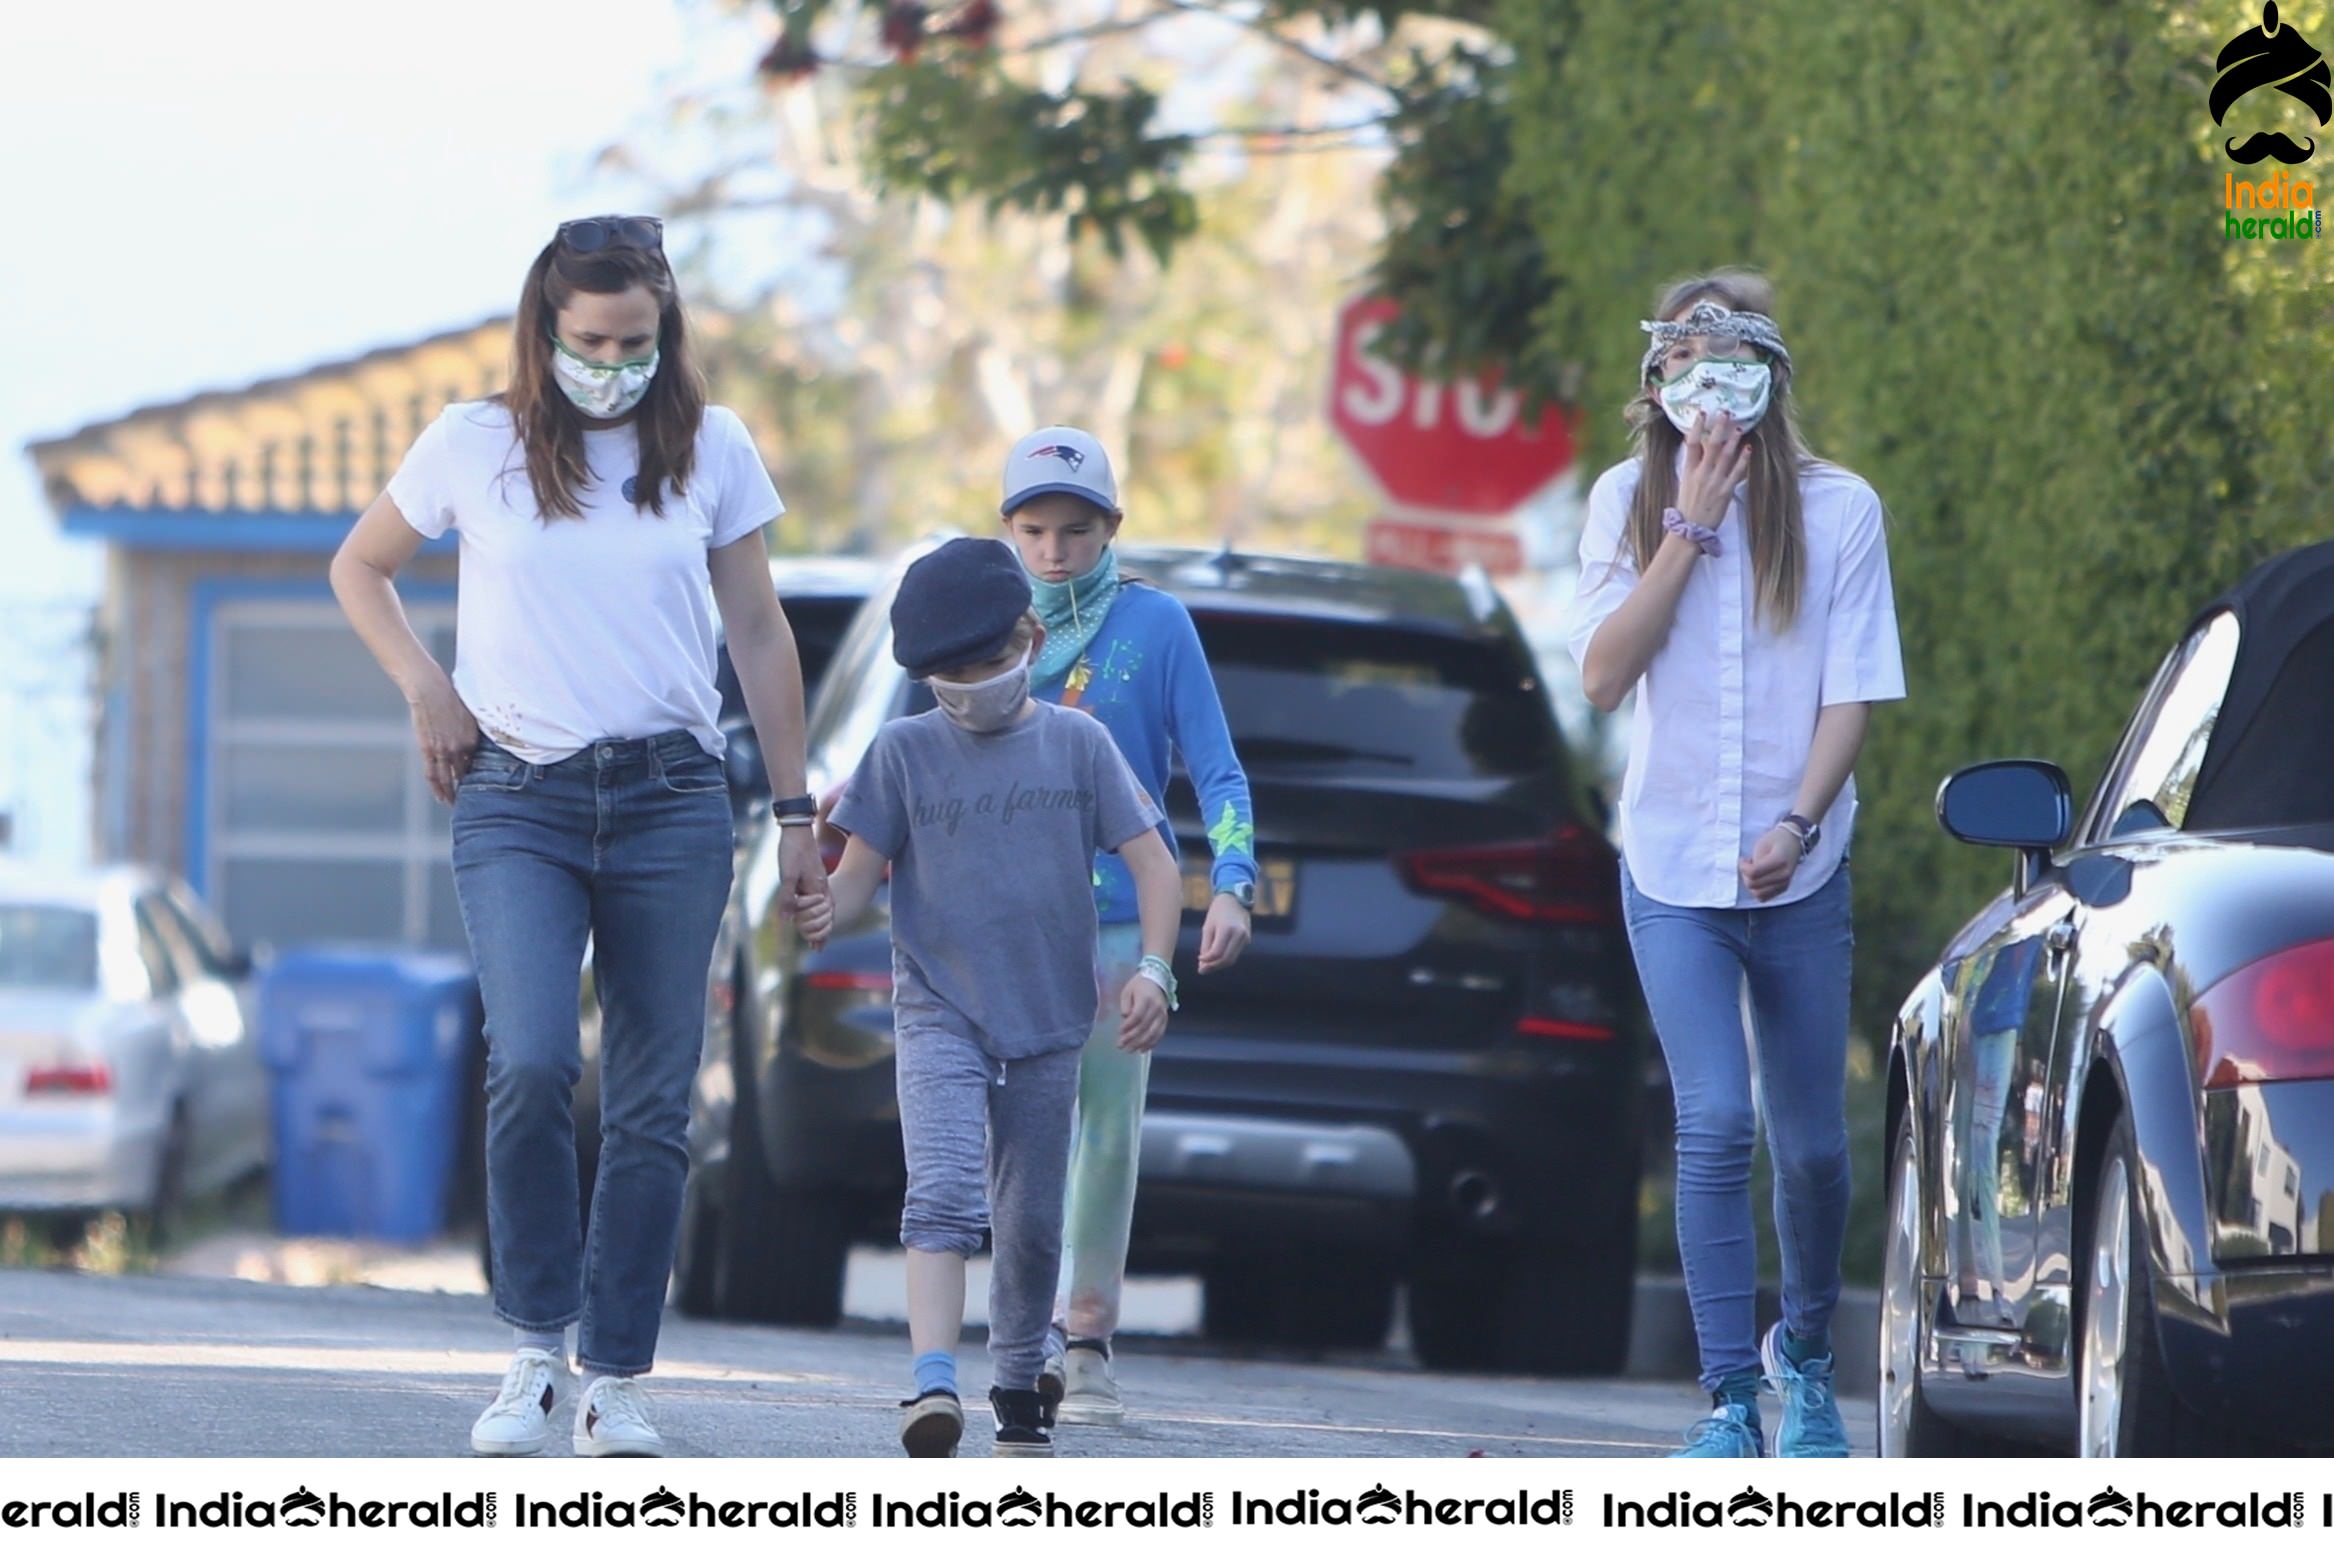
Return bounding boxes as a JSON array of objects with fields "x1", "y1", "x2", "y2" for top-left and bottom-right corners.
[
  {"x1": 1038, "y1": 1335, "x2": 1067, "y2": 1428},
  {"x1": 900, "y1": 1390, "x2": 964, "y2": 1458},
  {"x1": 1058, "y1": 1344, "x2": 1125, "y2": 1427},
  {"x1": 470, "y1": 1349, "x2": 572, "y2": 1457},
  {"x1": 574, "y1": 1376, "x2": 665, "y2": 1458}
]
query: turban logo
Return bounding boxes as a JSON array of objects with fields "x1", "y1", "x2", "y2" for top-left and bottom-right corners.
[{"x1": 2213, "y1": 2, "x2": 2328, "y2": 164}]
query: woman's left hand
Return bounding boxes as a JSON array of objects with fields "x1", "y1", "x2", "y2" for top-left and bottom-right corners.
[
  {"x1": 1197, "y1": 894, "x2": 1252, "y2": 973},
  {"x1": 1740, "y1": 827, "x2": 1803, "y2": 902},
  {"x1": 778, "y1": 825, "x2": 831, "y2": 923}
]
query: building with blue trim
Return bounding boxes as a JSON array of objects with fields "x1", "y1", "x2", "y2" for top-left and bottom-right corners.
[{"x1": 28, "y1": 319, "x2": 507, "y2": 953}]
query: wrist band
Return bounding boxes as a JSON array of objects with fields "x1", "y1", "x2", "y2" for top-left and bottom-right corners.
[
  {"x1": 1661, "y1": 506, "x2": 1723, "y2": 558},
  {"x1": 776, "y1": 814, "x2": 816, "y2": 828},
  {"x1": 1136, "y1": 955, "x2": 1179, "y2": 1012}
]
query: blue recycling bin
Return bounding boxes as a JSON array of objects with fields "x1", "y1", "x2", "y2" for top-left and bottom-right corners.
[{"x1": 259, "y1": 947, "x2": 481, "y2": 1243}]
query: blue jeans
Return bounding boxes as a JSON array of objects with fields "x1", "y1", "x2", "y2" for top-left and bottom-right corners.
[
  {"x1": 1620, "y1": 860, "x2": 1853, "y2": 1392},
  {"x1": 452, "y1": 730, "x2": 733, "y2": 1377}
]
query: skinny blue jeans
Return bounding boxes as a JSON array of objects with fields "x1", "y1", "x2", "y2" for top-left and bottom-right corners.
[{"x1": 1620, "y1": 860, "x2": 1854, "y2": 1392}]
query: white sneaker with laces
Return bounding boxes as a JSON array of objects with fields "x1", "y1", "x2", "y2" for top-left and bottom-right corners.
[
  {"x1": 471, "y1": 1348, "x2": 572, "y2": 1457},
  {"x1": 574, "y1": 1376, "x2": 665, "y2": 1458},
  {"x1": 1058, "y1": 1345, "x2": 1125, "y2": 1427}
]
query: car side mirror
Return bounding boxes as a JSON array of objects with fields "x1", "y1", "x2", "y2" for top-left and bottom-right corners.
[
  {"x1": 723, "y1": 720, "x2": 771, "y2": 816},
  {"x1": 1936, "y1": 759, "x2": 2074, "y2": 896}
]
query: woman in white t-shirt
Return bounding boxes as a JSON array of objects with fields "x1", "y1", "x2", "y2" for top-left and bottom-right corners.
[
  {"x1": 1566, "y1": 269, "x2": 1904, "y2": 1459},
  {"x1": 331, "y1": 215, "x2": 831, "y2": 1457}
]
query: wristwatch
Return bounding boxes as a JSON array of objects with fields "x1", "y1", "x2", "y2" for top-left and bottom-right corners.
[
  {"x1": 1778, "y1": 813, "x2": 1821, "y2": 856},
  {"x1": 1217, "y1": 880, "x2": 1257, "y2": 910},
  {"x1": 772, "y1": 794, "x2": 817, "y2": 827}
]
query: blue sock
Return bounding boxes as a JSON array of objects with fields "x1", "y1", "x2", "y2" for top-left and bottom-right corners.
[
  {"x1": 913, "y1": 1350, "x2": 957, "y2": 1399},
  {"x1": 1781, "y1": 1327, "x2": 1830, "y2": 1367}
]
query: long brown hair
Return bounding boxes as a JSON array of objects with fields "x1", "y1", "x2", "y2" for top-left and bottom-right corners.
[
  {"x1": 497, "y1": 236, "x2": 706, "y2": 521},
  {"x1": 1623, "y1": 268, "x2": 1819, "y2": 633}
]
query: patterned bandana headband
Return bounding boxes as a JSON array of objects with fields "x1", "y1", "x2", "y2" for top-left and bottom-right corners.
[{"x1": 1639, "y1": 300, "x2": 1793, "y2": 383}]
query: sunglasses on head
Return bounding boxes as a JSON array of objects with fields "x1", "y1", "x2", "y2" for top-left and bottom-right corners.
[{"x1": 555, "y1": 214, "x2": 665, "y2": 255}]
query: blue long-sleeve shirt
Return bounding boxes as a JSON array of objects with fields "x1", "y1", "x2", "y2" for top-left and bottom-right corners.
[{"x1": 1034, "y1": 583, "x2": 1256, "y2": 924}]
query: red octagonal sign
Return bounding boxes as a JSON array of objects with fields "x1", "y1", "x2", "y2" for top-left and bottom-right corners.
[{"x1": 1329, "y1": 295, "x2": 1575, "y2": 518}]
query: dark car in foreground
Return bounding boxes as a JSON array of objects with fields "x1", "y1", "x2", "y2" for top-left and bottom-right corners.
[
  {"x1": 1883, "y1": 539, "x2": 2334, "y2": 1456},
  {"x1": 679, "y1": 541, "x2": 1649, "y2": 1374}
]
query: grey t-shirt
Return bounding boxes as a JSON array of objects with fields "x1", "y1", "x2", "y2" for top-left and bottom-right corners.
[{"x1": 830, "y1": 700, "x2": 1165, "y2": 1058}]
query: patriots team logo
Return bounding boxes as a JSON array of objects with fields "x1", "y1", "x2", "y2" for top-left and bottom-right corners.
[{"x1": 1029, "y1": 445, "x2": 1085, "y2": 470}]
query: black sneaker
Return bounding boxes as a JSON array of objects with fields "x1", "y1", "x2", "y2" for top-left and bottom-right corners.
[
  {"x1": 989, "y1": 1386, "x2": 1055, "y2": 1458},
  {"x1": 899, "y1": 1389, "x2": 963, "y2": 1458}
]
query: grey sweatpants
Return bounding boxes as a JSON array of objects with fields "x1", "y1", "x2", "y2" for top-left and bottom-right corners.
[{"x1": 895, "y1": 1023, "x2": 1081, "y2": 1391}]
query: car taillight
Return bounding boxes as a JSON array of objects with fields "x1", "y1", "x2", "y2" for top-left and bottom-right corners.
[
  {"x1": 803, "y1": 970, "x2": 892, "y2": 995},
  {"x1": 25, "y1": 1063, "x2": 111, "y2": 1097},
  {"x1": 2190, "y1": 938, "x2": 2334, "y2": 1088},
  {"x1": 1517, "y1": 1016, "x2": 1615, "y2": 1042},
  {"x1": 1398, "y1": 823, "x2": 1618, "y2": 925}
]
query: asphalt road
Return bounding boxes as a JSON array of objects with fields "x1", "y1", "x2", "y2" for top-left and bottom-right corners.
[{"x1": 0, "y1": 1266, "x2": 1874, "y2": 1458}]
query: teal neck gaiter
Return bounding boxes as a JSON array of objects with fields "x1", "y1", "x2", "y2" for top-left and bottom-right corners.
[{"x1": 1027, "y1": 544, "x2": 1122, "y2": 686}]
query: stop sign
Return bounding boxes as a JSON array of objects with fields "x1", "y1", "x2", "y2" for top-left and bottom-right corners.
[{"x1": 1329, "y1": 295, "x2": 1575, "y2": 517}]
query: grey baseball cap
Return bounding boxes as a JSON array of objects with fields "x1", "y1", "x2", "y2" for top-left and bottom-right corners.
[{"x1": 1001, "y1": 425, "x2": 1119, "y2": 516}]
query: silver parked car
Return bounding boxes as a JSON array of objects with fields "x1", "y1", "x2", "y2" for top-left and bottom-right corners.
[{"x1": 0, "y1": 865, "x2": 269, "y2": 1234}]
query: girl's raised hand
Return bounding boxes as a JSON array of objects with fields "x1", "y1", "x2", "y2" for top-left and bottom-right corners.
[{"x1": 1675, "y1": 410, "x2": 1753, "y2": 533}]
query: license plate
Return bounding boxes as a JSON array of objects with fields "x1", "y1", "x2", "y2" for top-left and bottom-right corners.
[{"x1": 1180, "y1": 856, "x2": 1297, "y2": 920}]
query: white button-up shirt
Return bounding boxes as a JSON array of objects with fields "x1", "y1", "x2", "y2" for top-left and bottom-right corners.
[{"x1": 1565, "y1": 454, "x2": 1906, "y2": 909}]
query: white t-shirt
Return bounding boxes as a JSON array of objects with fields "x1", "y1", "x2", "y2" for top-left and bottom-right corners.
[
  {"x1": 1565, "y1": 452, "x2": 1905, "y2": 909},
  {"x1": 387, "y1": 400, "x2": 784, "y2": 764}
]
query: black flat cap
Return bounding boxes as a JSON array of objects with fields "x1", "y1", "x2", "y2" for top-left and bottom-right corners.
[{"x1": 891, "y1": 537, "x2": 1034, "y2": 678}]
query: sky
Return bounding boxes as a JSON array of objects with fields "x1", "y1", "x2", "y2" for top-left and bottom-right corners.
[{"x1": 0, "y1": 0, "x2": 728, "y2": 865}]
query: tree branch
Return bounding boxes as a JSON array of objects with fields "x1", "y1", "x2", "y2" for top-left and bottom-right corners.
[
  {"x1": 1007, "y1": 6, "x2": 1181, "y2": 54},
  {"x1": 1191, "y1": 113, "x2": 1396, "y2": 142},
  {"x1": 1155, "y1": 0, "x2": 1402, "y2": 99}
]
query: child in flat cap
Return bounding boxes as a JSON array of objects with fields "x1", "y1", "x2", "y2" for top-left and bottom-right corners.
[{"x1": 794, "y1": 537, "x2": 1183, "y2": 1459}]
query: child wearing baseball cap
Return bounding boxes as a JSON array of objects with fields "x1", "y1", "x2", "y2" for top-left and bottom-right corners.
[
  {"x1": 997, "y1": 427, "x2": 1258, "y2": 1428},
  {"x1": 793, "y1": 536, "x2": 1184, "y2": 1458}
]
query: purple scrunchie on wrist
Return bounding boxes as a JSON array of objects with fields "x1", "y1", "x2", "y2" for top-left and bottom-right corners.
[{"x1": 1662, "y1": 506, "x2": 1723, "y2": 558}]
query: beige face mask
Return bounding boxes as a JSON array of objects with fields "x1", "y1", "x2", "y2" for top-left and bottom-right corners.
[{"x1": 928, "y1": 648, "x2": 1032, "y2": 734}]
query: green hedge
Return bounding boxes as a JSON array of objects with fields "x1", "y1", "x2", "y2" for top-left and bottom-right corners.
[{"x1": 1499, "y1": 0, "x2": 2334, "y2": 1044}]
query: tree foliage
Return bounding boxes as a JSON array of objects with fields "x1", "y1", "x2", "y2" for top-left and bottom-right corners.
[
  {"x1": 752, "y1": 0, "x2": 1549, "y2": 387},
  {"x1": 615, "y1": 0, "x2": 1387, "y2": 556}
]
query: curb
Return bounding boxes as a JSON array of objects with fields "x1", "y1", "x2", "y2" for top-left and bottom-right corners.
[{"x1": 1626, "y1": 1276, "x2": 1880, "y2": 1399}]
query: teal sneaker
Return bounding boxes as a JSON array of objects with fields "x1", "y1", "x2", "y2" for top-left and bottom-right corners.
[
  {"x1": 1760, "y1": 1322, "x2": 1849, "y2": 1458},
  {"x1": 1670, "y1": 1399, "x2": 1765, "y2": 1458}
]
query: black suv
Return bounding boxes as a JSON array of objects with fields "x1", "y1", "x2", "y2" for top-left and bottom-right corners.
[{"x1": 685, "y1": 543, "x2": 1647, "y2": 1374}]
